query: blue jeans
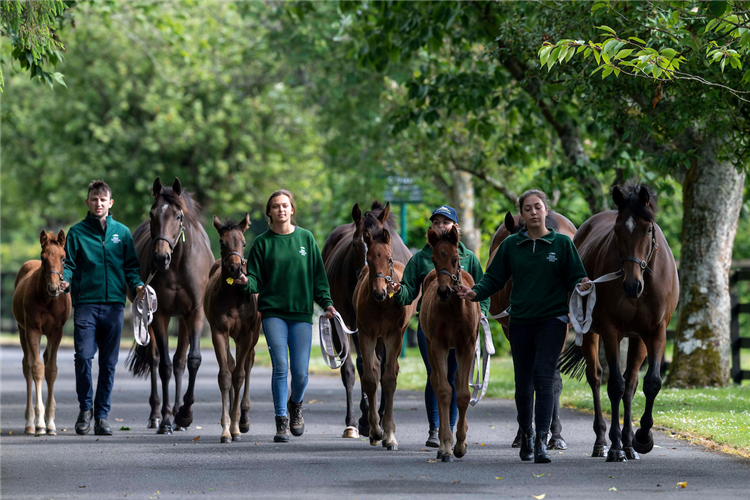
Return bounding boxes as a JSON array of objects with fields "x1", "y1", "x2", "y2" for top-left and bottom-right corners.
[
  {"x1": 417, "y1": 323, "x2": 457, "y2": 431},
  {"x1": 73, "y1": 303, "x2": 124, "y2": 419},
  {"x1": 262, "y1": 317, "x2": 313, "y2": 417}
]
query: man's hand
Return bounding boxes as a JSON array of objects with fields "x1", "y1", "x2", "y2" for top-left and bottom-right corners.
[
  {"x1": 234, "y1": 273, "x2": 248, "y2": 286},
  {"x1": 578, "y1": 277, "x2": 592, "y2": 292},
  {"x1": 135, "y1": 285, "x2": 146, "y2": 301},
  {"x1": 456, "y1": 284, "x2": 477, "y2": 301},
  {"x1": 324, "y1": 305, "x2": 336, "y2": 319},
  {"x1": 60, "y1": 281, "x2": 69, "y2": 291},
  {"x1": 386, "y1": 281, "x2": 401, "y2": 295}
]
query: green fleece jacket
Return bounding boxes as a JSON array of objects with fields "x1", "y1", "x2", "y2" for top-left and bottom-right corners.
[
  {"x1": 240, "y1": 227, "x2": 333, "y2": 324},
  {"x1": 471, "y1": 229, "x2": 586, "y2": 324},
  {"x1": 63, "y1": 212, "x2": 144, "y2": 307},
  {"x1": 395, "y1": 241, "x2": 490, "y2": 316}
]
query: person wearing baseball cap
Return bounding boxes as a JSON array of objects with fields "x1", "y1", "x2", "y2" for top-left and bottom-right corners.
[{"x1": 386, "y1": 205, "x2": 489, "y2": 448}]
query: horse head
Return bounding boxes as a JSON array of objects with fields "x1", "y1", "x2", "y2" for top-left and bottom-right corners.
[
  {"x1": 40, "y1": 229, "x2": 66, "y2": 298},
  {"x1": 213, "y1": 214, "x2": 250, "y2": 280},
  {"x1": 150, "y1": 177, "x2": 186, "y2": 271},
  {"x1": 428, "y1": 225, "x2": 461, "y2": 303},
  {"x1": 363, "y1": 226, "x2": 392, "y2": 302},
  {"x1": 350, "y1": 203, "x2": 368, "y2": 273},
  {"x1": 612, "y1": 184, "x2": 658, "y2": 299}
]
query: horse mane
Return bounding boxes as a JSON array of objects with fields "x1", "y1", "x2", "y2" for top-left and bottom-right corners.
[
  {"x1": 219, "y1": 218, "x2": 243, "y2": 233},
  {"x1": 364, "y1": 200, "x2": 398, "y2": 232},
  {"x1": 615, "y1": 184, "x2": 657, "y2": 222},
  {"x1": 157, "y1": 188, "x2": 201, "y2": 221}
]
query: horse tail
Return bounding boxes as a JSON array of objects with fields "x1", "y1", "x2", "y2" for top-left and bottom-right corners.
[
  {"x1": 558, "y1": 341, "x2": 586, "y2": 382},
  {"x1": 126, "y1": 340, "x2": 152, "y2": 379}
]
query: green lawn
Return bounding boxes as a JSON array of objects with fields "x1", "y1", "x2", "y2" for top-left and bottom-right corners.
[{"x1": 4, "y1": 333, "x2": 749, "y2": 457}]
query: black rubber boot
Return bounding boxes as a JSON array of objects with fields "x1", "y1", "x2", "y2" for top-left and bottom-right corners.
[
  {"x1": 535, "y1": 431, "x2": 552, "y2": 463},
  {"x1": 519, "y1": 427, "x2": 534, "y2": 461},
  {"x1": 75, "y1": 409, "x2": 93, "y2": 435},
  {"x1": 274, "y1": 416, "x2": 290, "y2": 443},
  {"x1": 288, "y1": 399, "x2": 305, "y2": 437},
  {"x1": 425, "y1": 428, "x2": 439, "y2": 448}
]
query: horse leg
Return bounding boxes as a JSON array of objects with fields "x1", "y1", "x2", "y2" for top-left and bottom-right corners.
[
  {"x1": 153, "y1": 317, "x2": 173, "y2": 434},
  {"x1": 335, "y1": 320, "x2": 358, "y2": 438},
  {"x1": 603, "y1": 331, "x2": 627, "y2": 462},
  {"x1": 623, "y1": 336, "x2": 646, "y2": 460},
  {"x1": 583, "y1": 332, "x2": 608, "y2": 457},
  {"x1": 231, "y1": 333, "x2": 253, "y2": 441},
  {"x1": 452, "y1": 342, "x2": 473, "y2": 459},
  {"x1": 147, "y1": 332, "x2": 161, "y2": 429},
  {"x1": 171, "y1": 319, "x2": 188, "y2": 430},
  {"x1": 43, "y1": 330, "x2": 63, "y2": 435},
  {"x1": 427, "y1": 340, "x2": 453, "y2": 462},
  {"x1": 546, "y1": 368, "x2": 567, "y2": 450},
  {"x1": 20, "y1": 327, "x2": 36, "y2": 435},
  {"x1": 213, "y1": 331, "x2": 232, "y2": 443},
  {"x1": 175, "y1": 312, "x2": 204, "y2": 429},
  {"x1": 351, "y1": 333, "x2": 370, "y2": 437},
  {"x1": 26, "y1": 331, "x2": 47, "y2": 434},
  {"x1": 239, "y1": 335, "x2": 257, "y2": 434},
  {"x1": 634, "y1": 326, "x2": 667, "y2": 455},
  {"x1": 360, "y1": 334, "x2": 382, "y2": 445},
  {"x1": 380, "y1": 333, "x2": 402, "y2": 451},
  {"x1": 377, "y1": 343, "x2": 387, "y2": 421}
]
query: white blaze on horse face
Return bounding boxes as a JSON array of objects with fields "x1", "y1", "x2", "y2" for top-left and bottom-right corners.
[
  {"x1": 161, "y1": 204, "x2": 168, "y2": 213},
  {"x1": 625, "y1": 216, "x2": 636, "y2": 233}
]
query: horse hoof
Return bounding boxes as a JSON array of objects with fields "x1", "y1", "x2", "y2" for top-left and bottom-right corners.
[
  {"x1": 547, "y1": 436, "x2": 567, "y2": 450},
  {"x1": 157, "y1": 424, "x2": 173, "y2": 435},
  {"x1": 35, "y1": 427, "x2": 46, "y2": 435},
  {"x1": 25, "y1": 427, "x2": 35, "y2": 436},
  {"x1": 624, "y1": 447, "x2": 640, "y2": 460},
  {"x1": 633, "y1": 429, "x2": 654, "y2": 454},
  {"x1": 441, "y1": 454, "x2": 454, "y2": 463},
  {"x1": 386, "y1": 444, "x2": 398, "y2": 451},
  {"x1": 592, "y1": 444, "x2": 609, "y2": 457},
  {"x1": 369, "y1": 439, "x2": 382, "y2": 446},
  {"x1": 239, "y1": 424, "x2": 250, "y2": 434},
  {"x1": 606, "y1": 449, "x2": 628, "y2": 462},
  {"x1": 174, "y1": 412, "x2": 193, "y2": 428},
  {"x1": 511, "y1": 429, "x2": 523, "y2": 448},
  {"x1": 147, "y1": 418, "x2": 161, "y2": 429},
  {"x1": 358, "y1": 421, "x2": 370, "y2": 437},
  {"x1": 232, "y1": 435, "x2": 241, "y2": 442},
  {"x1": 342, "y1": 426, "x2": 359, "y2": 439},
  {"x1": 436, "y1": 450, "x2": 443, "y2": 460},
  {"x1": 454, "y1": 446, "x2": 467, "y2": 459},
  {"x1": 221, "y1": 436, "x2": 231, "y2": 444},
  {"x1": 46, "y1": 428, "x2": 57, "y2": 436},
  {"x1": 174, "y1": 425, "x2": 188, "y2": 432}
]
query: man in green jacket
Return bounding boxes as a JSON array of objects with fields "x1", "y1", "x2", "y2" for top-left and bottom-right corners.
[{"x1": 62, "y1": 180, "x2": 144, "y2": 436}]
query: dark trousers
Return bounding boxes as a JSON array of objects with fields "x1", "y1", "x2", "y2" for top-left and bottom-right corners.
[
  {"x1": 73, "y1": 303, "x2": 124, "y2": 419},
  {"x1": 417, "y1": 323, "x2": 457, "y2": 430},
  {"x1": 508, "y1": 318, "x2": 567, "y2": 434}
]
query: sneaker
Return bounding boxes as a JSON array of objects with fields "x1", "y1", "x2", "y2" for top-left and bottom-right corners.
[
  {"x1": 425, "y1": 428, "x2": 439, "y2": 448},
  {"x1": 274, "y1": 416, "x2": 290, "y2": 443},
  {"x1": 75, "y1": 409, "x2": 93, "y2": 435},
  {"x1": 288, "y1": 399, "x2": 305, "y2": 437}
]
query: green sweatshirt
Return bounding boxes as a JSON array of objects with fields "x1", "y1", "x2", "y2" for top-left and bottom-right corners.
[
  {"x1": 240, "y1": 227, "x2": 333, "y2": 324},
  {"x1": 395, "y1": 241, "x2": 490, "y2": 316},
  {"x1": 63, "y1": 212, "x2": 144, "y2": 307},
  {"x1": 471, "y1": 229, "x2": 586, "y2": 324}
]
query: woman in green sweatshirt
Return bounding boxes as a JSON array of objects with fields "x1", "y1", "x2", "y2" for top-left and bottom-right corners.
[
  {"x1": 458, "y1": 189, "x2": 590, "y2": 464},
  {"x1": 235, "y1": 189, "x2": 336, "y2": 443},
  {"x1": 386, "y1": 205, "x2": 490, "y2": 448}
]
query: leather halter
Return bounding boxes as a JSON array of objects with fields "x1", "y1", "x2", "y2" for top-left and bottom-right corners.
[
  {"x1": 222, "y1": 250, "x2": 246, "y2": 266},
  {"x1": 619, "y1": 223, "x2": 659, "y2": 275},
  {"x1": 48, "y1": 270, "x2": 64, "y2": 281},
  {"x1": 437, "y1": 264, "x2": 462, "y2": 290},
  {"x1": 153, "y1": 210, "x2": 185, "y2": 252},
  {"x1": 371, "y1": 257, "x2": 395, "y2": 284}
]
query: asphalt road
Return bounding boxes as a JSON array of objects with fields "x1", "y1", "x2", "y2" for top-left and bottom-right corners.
[{"x1": 1, "y1": 345, "x2": 748, "y2": 500}]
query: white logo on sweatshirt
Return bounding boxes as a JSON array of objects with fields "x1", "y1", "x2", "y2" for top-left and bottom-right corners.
[
  {"x1": 111, "y1": 234, "x2": 121, "y2": 244},
  {"x1": 547, "y1": 252, "x2": 557, "y2": 262},
  {"x1": 300, "y1": 246, "x2": 307, "y2": 256}
]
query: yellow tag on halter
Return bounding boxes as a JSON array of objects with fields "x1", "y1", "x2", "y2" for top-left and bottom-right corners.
[
  {"x1": 226, "y1": 277, "x2": 234, "y2": 285},
  {"x1": 388, "y1": 292, "x2": 394, "y2": 298}
]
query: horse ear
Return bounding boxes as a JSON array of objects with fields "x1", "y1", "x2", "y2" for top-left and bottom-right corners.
[
  {"x1": 377, "y1": 202, "x2": 390, "y2": 224},
  {"x1": 240, "y1": 213, "x2": 251, "y2": 233},
  {"x1": 152, "y1": 177, "x2": 163, "y2": 198},
  {"x1": 448, "y1": 225, "x2": 460, "y2": 245},
  {"x1": 638, "y1": 185, "x2": 651, "y2": 208},
  {"x1": 427, "y1": 227, "x2": 440, "y2": 248},
  {"x1": 363, "y1": 229, "x2": 372, "y2": 246},
  {"x1": 382, "y1": 229, "x2": 391, "y2": 244},
  {"x1": 40, "y1": 230, "x2": 49, "y2": 247},
  {"x1": 352, "y1": 204, "x2": 362, "y2": 224},
  {"x1": 612, "y1": 185, "x2": 626, "y2": 210},
  {"x1": 504, "y1": 212, "x2": 516, "y2": 234},
  {"x1": 57, "y1": 229, "x2": 66, "y2": 246},
  {"x1": 172, "y1": 178, "x2": 182, "y2": 196},
  {"x1": 212, "y1": 215, "x2": 223, "y2": 233}
]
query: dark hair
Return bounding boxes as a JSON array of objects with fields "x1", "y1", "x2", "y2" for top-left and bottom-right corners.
[
  {"x1": 518, "y1": 189, "x2": 549, "y2": 211},
  {"x1": 88, "y1": 180, "x2": 112, "y2": 199},
  {"x1": 265, "y1": 189, "x2": 297, "y2": 225}
]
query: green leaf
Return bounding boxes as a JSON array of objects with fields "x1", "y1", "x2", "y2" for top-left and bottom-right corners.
[
  {"x1": 615, "y1": 49, "x2": 633, "y2": 59},
  {"x1": 661, "y1": 48, "x2": 678, "y2": 59},
  {"x1": 593, "y1": 49, "x2": 601, "y2": 64},
  {"x1": 591, "y1": 65, "x2": 605, "y2": 76},
  {"x1": 742, "y1": 70, "x2": 750, "y2": 84},
  {"x1": 708, "y1": 1, "x2": 728, "y2": 17},
  {"x1": 628, "y1": 36, "x2": 646, "y2": 44},
  {"x1": 602, "y1": 66, "x2": 613, "y2": 78},
  {"x1": 613, "y1": 68, "x2": 621, "y2": 77},
  {"x1": 653, "y1": 66, "x2": 663, "y2": 79},
  {"x1": 598, "y1": 25, "x2": 617, "y2": 35},
  {"x1": 603, "y1": 38, "x2": 619, "y2": 56}
]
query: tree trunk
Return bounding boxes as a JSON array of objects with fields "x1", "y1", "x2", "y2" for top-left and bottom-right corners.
[
  {"x1": 667, "y1": 136, "x2": 745, "y2": 388},
  {"x1": 449, "y1": 170, "x2": 481, "y2": 254}
]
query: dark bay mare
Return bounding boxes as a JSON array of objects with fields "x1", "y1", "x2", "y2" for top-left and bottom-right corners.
[
  {"x1": 12, "y1": 230, "x2": 71, "y2": 435},
  {"x1": 204, "y1": 214, "x2": 261, "y2": 443},
  {"x1": 353, "y1": 226, "x2": 417, "y2": 450},
  {"x1": 561, "y1": 185, "x2": 679, "y2": 462},
  {"x1": 487, "y1": 211, "x2": 577, "y2": 450},
  {"x1": 321, "y1": 201, "x2": 414, "y2": 438},
  {"x1": 127, "y1": 178, "x2": 214, "y2": 434},
  {"x1": 420, "y1": 226, "x2": 481, "y2": 462}
]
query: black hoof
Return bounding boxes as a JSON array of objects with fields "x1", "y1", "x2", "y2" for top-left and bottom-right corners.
[
  {"x1": 592, "y1": 444, "x2": 609, "y2": 457},
  {"x1": 547, "y1": 436, "x2": 567, "y2": 450},
  {"x1": 436, "y1": 450, "x2": 443, "y2": 460},
  {"x1": 239, "y1": 423, "x2": 250, "y2": 434},
  {"x1": 606, "y1": 449, "x2": 628, "y2": 462},
  {"x1": 624, "y1": 447, "x2": 640, "y2": 460},
  {"x1": 157, "y1": 423, "x2": 173, "y2": 435},
  {"x1": 453, "y1": 447, "x2": 466, "y2": 459},
  {"x1": 386, "y1": 444, "x2": 398, "y2": 451},
  {"x1": 239, "y1": 412, "x2": 250, "y2": 433},
  {"x1": 441, "y1": 454, "x2": 454, "y2": 463},
  {"x1": 633, "y1": 429, "x2": 654, "y2": 454},
  {"x1": 511, "y1": 428, "x2": 523, "y2": 448},
  {"x1": 232, "y1": 435, "x2": 241, "y2": 442},
  {"x1": 174, "y1": 410, "x2": 193, "y2": 429},
  {"x1": 46, "y1": 428, "x2": 57, "y2": 436},
  {"x1": 35, "y1": 427, "x2": 46, "y2": 435},
  {"x1": 147, "y1": 418, "x2": 161, "y2": 429},
  {"x1": 221, "y1": 436, "x2": 231, "y2": 444},
  {"x1": 358, "y1": 421, "x2": 370, "y2": 437}
]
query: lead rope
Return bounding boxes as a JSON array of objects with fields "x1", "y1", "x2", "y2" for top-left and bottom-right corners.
[
  {"x1": 319, "y1": 311, "x2": 358, "y2": 369},
  {"x1": 568, "y1": 271, "x2": 624, "y2": 346},
  {"x1": 469, "y1": 315, "x2": 496, "y2": 406},
  {"x1": 133, "y1": 270, "x2": 158, "y2": 346}
]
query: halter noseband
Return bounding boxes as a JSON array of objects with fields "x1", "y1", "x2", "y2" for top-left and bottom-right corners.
[
  {"x1": 153, "y1": 210, "x2": 185, "y2": 252},
  {"x1": 437, "y1": 264, "x2": 462, "y2": 291},
  {"x1": 371, "y1": 257, "x2": 395, "y2": 284},
  {"x1": 222, "y1": 251, "x2": 246, "y2": 266},
  {"x1": 619, "y1": 223, "x2": 659, "y2": 275}
]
